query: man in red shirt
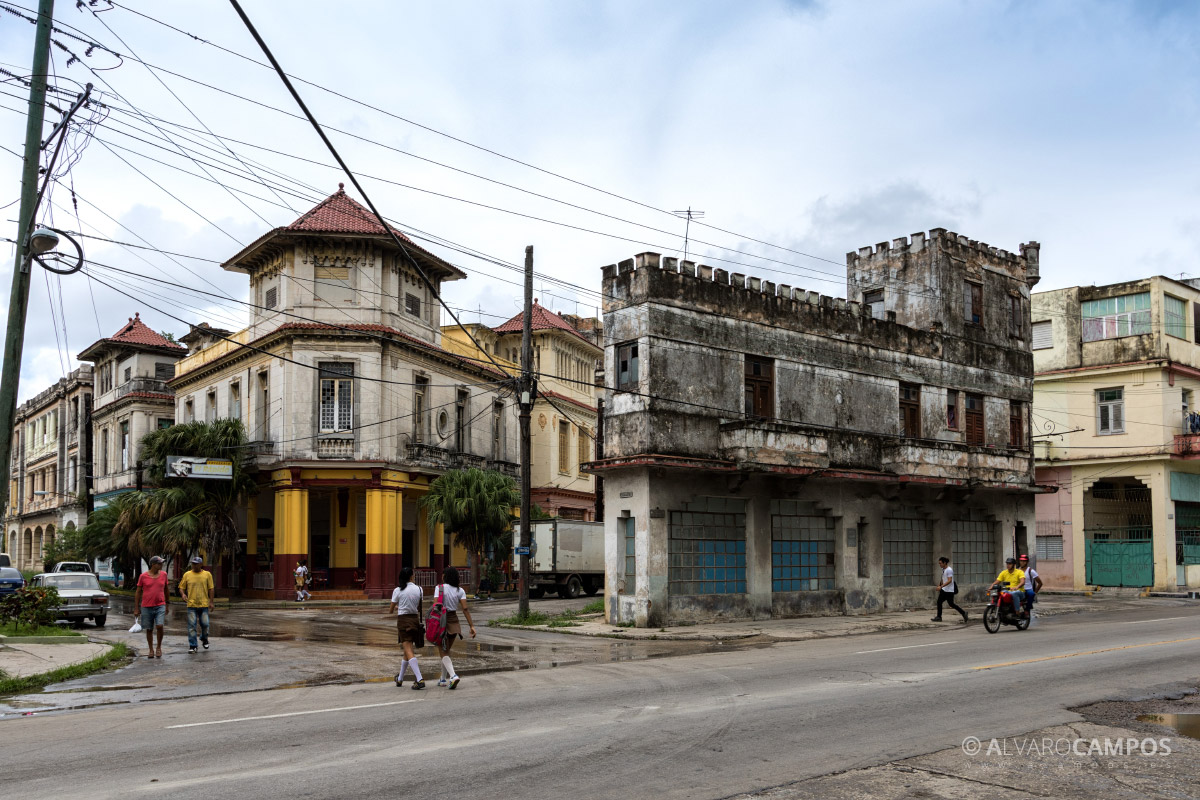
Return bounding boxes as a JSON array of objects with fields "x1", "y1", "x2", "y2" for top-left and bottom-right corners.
[{"x1": 134, "y1": 556, "x2": 169, "y2": 658}]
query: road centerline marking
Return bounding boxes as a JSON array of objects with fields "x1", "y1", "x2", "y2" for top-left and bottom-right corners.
[
  {"x1": 165, "y1": 699, "x2": 417, "y2": 728},
  {"x1": 855, "y1": 641, "x2": 957, "y2": 654},
  {"x1": 1122, "y1": 617, "x2": 1189, "y2": 624},
  {"x1": 974, "y1": 635, "x2": 1200, "y2": 671}
]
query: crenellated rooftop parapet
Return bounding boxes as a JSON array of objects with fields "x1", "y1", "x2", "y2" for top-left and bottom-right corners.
[
  {"x1": 845, "y1": 227, "x2": 1040, "y2": 283},
  {"x1": 603, "y1": 252, "x2": 878, "y2": 318}
]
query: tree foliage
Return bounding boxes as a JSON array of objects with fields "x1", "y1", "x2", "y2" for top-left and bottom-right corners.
[
  {"x1": 421, "y1": 468, "x2": 518, "y2": 590},
  {"x1": 81, "y1": 420, "x2": 256, "y2": 575}
]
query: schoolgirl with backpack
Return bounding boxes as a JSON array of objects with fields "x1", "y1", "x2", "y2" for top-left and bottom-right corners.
[{"x1": 425, "y1": 567, "x2": 476, "y2": 689}]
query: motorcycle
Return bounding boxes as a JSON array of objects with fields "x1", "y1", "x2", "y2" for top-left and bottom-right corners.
[{"x1": 982, "y1": 583, "x2": 1030, "y2": 633}]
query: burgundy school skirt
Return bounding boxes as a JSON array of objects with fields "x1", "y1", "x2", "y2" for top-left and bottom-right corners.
[
  {"x1": 396, "y1": 613, "x2": 422, "y2": 644},
  {"x1": 444, "y1": 610, "x2": 462, "y2": 639}
]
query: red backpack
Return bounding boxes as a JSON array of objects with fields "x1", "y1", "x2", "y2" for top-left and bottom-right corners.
[{"x1": 424, "y1": 584, "x2": 449, "y2": 644}]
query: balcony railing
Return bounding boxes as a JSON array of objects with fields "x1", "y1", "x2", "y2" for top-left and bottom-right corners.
[
  {"x1": 451, "y1": 452, "x2": 487, "y2": 470},
  {"x1": 1175, "y1": 434, "x2": 1200, "y2": 457},
  {"x1": 316, "y1": 438, "x2": 355, "y2": 459},
  {"x1": 115, "y1": 377, "x2": 173, "y2": 400},
  {"x1": 406, "y1": 442, "x2": 451, "y2": 468},
  {"x1": 487, "y1": 459, "x2": 520, "y2": 478}
]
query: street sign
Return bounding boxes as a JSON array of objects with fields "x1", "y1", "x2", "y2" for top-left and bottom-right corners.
[
  {"x1": 514, "y1": 546, "x2": 531, "y2": 556},
  {"x1": 166, "y1": 456, "x2": 233, "y2": 480}
]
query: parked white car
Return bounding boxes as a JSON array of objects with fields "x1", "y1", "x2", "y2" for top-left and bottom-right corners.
[{"x1": 31, "y1": 573, "x2": 109, "y2": 627}]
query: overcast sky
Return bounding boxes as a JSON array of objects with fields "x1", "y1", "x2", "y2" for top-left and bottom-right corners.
[{"x1": 2, "y1": 0, "x2": 1198, "y2": 402}]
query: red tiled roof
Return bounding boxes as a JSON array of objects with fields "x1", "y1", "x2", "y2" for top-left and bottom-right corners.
[
  {"x1": 106, "y1": 314, "x2": 184, "y2": 350},
  {"x1": 540, "y1": 390, "x2": 596, "y2": 413},
  {"x1": 493, "y1": 300, "x2": 592, "y2": 345},
  {"x1": 286, "y1": 184, "x2": 414, "y2": 241}
]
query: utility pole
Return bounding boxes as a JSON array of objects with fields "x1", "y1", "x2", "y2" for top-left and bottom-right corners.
[
  {"x1": 0, "y1": 0, "x2": 56, "y2": 516},
  {"x1": 517, "y1": 245, "x2": 534, "y2": 620}
]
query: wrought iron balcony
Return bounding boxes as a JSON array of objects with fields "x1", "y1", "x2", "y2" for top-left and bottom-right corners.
[{"x1": 115, "y1": 377, "x2": 173, "y2": 400}]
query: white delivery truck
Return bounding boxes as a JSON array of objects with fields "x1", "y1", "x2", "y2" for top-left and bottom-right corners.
[{"x1": 521, "y1": 518, "x2": 605, "y2": 599}]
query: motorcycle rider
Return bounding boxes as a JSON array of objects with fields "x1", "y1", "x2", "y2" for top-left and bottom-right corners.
[
  {"x1": 991, "y1": 557, "x2": 1026, "y2": 617},
  {"x1": 1018, "y1": 554, "x2": 1042, "y2": 621}
]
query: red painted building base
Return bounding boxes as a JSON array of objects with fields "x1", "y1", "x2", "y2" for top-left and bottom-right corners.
[{"x1": 365, "y1": 553, "x2": 401, "y2": 599}]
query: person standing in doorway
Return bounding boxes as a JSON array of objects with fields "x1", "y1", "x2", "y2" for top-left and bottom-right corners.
[
  {"x1": 178, "y1": 556, "x2": 214, "y2": 654},
  {"x1": 389, "y1": 567, "x2": 425, "y2": 689},
  {"x1": 932, "y1": 556, "x2": 969, "y2": 623},
  {"x1": 435, "y1": 567, "x2": 476, "y2": 689},
  {"x1": 294, "y1": 559, "x2": 311, "y2": 602},
  {"x1": 134, "y1": 556, "x2": 169, "y2": 659}
]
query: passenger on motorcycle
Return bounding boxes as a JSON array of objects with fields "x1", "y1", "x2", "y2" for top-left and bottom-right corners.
[
  {"x1": 991, "y1": 557, "x2": 1026, "y2": 617},
  {"x1": 1018, "y1": 554, "x2": 1042, "y2": 618}
]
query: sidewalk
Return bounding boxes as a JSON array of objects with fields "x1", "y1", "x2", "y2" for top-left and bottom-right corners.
[
  {"x1": 0, "y1": 641, "x2": 112, "y2": 679},
  {"x1": 495, "y1": 596, "x2": 1100, "y2": 641}
]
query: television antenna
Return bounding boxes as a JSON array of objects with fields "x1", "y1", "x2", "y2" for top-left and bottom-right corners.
[{"x1": 672, "y1": 207, "x2": 705, "y2": 265}]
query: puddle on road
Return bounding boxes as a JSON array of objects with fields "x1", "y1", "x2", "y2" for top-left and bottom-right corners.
[{"x1": 1138, "y1": 713, "x2": 1200, "y2": 739}]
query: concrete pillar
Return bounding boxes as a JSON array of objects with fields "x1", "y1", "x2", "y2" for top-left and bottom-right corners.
[
  {"x1": 365, "y1": 487, "x2": 400, "y2": 599},
  {"x1": 644, "y1": 499, "x2": 668, "y2": 628},
  {"x1": 1070, "y1": 467, "x2": 1086, "y2": 588},
  {"x1": 244, "y1": 494, "x2": 258, "y2": 586},
  {"x1": 1151, "y1": 466, "x2": 1174, "y2": 591},
  {"x1": 745, "y1": 493, "x2": 772, "y2": 619},
  {"x1": 417, "y1": 506, "x2": 430, "y2": 569},
  {"x1": 272, "y1": 486, "x2": 308, "y2": 599}
]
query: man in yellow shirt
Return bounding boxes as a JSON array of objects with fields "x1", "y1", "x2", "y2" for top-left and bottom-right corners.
[
  {"x1": 992, "y1": 557, "x2": 1026, "y2": 617},
  {"x1": 178, "y1": 556, "x2": 215, "y2": 654}
]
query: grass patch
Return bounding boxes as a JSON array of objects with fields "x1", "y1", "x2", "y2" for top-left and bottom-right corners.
[
  {"x1": 489, "y1": 610, "x2": 553, "y2": 627},
  {"x1": 0, "y1": 642, "x2": 129, "y2": 696},
  {"x1": 581, "y1": 600, "x2": 604, "y2": 614},
  {"x1": 547, "y1": 619, "x2": 581, "y2": 628},
  {"x1": 0, "y1": 622, "x2": 84, "y2": 637}
]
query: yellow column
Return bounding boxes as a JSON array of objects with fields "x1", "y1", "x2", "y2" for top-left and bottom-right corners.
[
  {"x1": 273, "y1": 486, "x2": 308, "y2": 597},
  {"x1": 365, "y1": 487, "x2": 398, "y2": 597},
  {"x1": 433, "y1": 520, "x2": 445, "y2": 573}
]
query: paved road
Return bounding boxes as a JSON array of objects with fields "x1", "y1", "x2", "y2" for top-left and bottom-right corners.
[{"x1": 5, "y1": 602, "x2": 1199, "y2": 799}]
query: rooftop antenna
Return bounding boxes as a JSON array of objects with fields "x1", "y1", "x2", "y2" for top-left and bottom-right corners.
[{"x1": 672, "y1": 207, "x2": 705, "y2": 265}]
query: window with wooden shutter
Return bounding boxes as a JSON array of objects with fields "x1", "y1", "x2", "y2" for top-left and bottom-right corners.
[
  {"x1": 863, "y1": 289, "x2": 884, "y2": 319},
  {"x1": 265, "y1": 286, "x2": 278, "y2": 309},
  {"x1": 899, "y1": 383, "x2": 921, "y2": 438},
  {"x1": 946, "y1": 390, "x2": 958, "y2": 429},
  {"x1": 1031, "y1": 320, "x2": 1052, "y2": 350},
  {"x1": 964, "y1": 282, "x2": 983, "y2": 326},
  {"x1": 1009, "y1": 401, "x2": 1024, "y2": 448},
  {"x1": 965, "y1": 393, "x2": 985, "y2": 445},
  {"x1": 744, "y1": 356, "x2": 774, "y2": 419},
  {"x1": 558, "y1": 421, "x2": 570, "y2": 474},
  {"x1": 616, "y1": 342, "x2": 639, "y2": 391},
  {"x1": 1096, "y1": 388, "x2": 1124, "y2": 435},
  {"x1": 1008, "y1": 295, "x2": 1022, "y2": 338}
]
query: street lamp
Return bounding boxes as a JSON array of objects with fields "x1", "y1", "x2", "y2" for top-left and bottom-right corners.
[{"x1": 27, "y1": 227, "x2": 59, "y2": 255}]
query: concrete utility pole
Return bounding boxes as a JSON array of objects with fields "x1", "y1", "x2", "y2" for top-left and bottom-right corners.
[
  {"x1": 0, "y1": 0, "x2": 56, "y2": 516},
  {"x1": 518, "y1": 245, "x2": 534, "y2": 619}
]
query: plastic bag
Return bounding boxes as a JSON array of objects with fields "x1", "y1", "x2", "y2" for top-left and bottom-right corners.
[{"x1": 128, "y1": 620, "x2": 143, "y2": 634}]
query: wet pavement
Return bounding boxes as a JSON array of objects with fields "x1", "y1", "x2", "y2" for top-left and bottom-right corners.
[{"x1": 0, "y1": 594, "x2": 746, "y2": 717}]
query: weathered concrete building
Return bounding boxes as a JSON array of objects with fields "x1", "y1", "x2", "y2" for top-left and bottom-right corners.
[
  {"x1": 1033, "y1": 276, "x2": 1200, "y2": 591},
  {"x1": 4, "y1": 367, "x2": 93, "y2": 571},
  {"x1": 170, "y1": 186, "x2": 519, "y2": 598},
  {"x1": 590, "y1": 230, "x2": 1044, "y2": 626},
  {"x1": 78, "y1": 314, "x2": 186, "y2": 507}
]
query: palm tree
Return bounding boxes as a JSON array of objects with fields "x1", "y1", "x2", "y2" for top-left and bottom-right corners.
[
  {"x1": 81, "y1": 490, "x2": 149, "y2": 589},
  {"x1": 136, "y1": 419, "x2": 257, "y2": 564},
  {"x1": 421, "y1": 468, "x2": 519, "y2": 592}
]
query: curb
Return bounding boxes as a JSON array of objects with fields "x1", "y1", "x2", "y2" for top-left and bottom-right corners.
[{"x1": 0, "y1": 634, "x2": 87, "y2": 645}]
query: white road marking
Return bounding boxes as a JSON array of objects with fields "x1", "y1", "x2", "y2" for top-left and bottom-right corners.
[
  {"x1": 166, "y1": 699, "x2": 417, "y2": 728},
  {"x1": 1122, "y1": 617, "x2": 1190, "y2": 624},
  {"x1": 855, "y1": 641, "x2": 957, "y2": 655}
]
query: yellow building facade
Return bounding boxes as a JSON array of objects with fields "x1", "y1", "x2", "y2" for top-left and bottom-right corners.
[{"x1": 1033, "y1": 276, "x2": 1200, "y2": 591}]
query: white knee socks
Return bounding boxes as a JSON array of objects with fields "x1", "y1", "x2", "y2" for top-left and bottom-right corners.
[
  {"x1": 398, "y1": 659, "x2": 409, "y2": 680},
  {"x1": 441, "y1": 655, "x2": 456, "y2": 680},
  {"x1": 409, "y1": 657, "x2": 422, "y2": 681}
]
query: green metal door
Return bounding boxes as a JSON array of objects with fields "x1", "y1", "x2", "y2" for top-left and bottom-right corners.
[{"x1": 1086, "y1": 540, "x2": 1153, "y2": 587}]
